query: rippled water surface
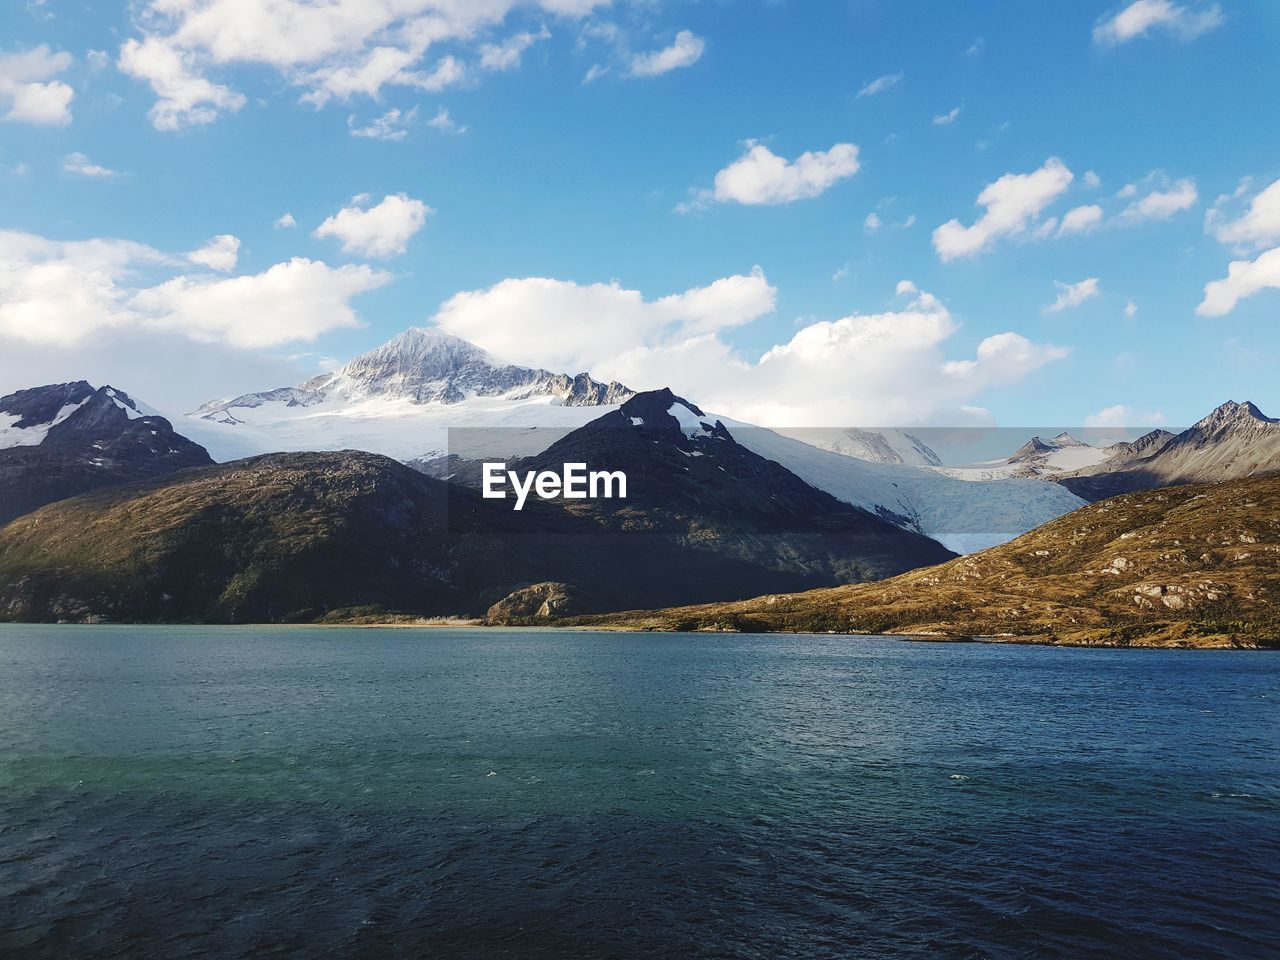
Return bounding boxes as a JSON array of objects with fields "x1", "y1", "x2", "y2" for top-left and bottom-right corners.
[{"x1": 1, "y1": 626, "x2": 1278, "y2": 959}]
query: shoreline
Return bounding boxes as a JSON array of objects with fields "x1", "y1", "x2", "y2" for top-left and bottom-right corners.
[{"x1": 2, "y1": 619, "x2": 1272, "y2": 649}]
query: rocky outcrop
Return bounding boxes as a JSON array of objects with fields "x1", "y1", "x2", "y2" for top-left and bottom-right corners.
[{"x1": 486, "y1": 582, "x2": 590, "y2": 622}]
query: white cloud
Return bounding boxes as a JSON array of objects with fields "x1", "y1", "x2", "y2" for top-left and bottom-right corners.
[
  {"x1": 1207, "y1": 176, "x2": 1280, "y2": 250},
  {"x1": 1058, "y1": 204, "x2": 1103, "y2": 235},
  {"x1": 480, "y1": 27, "x2": 550, "y2": 72},
  {"x1": 275, "y1": 213, "x2": 297, "y2": 229},
  {"x1": 63, "y1": 152, "x2": 119, "y2": 178},
  {"x1": 187, "y1": 234, "x2": 241, "y2": 271},
  {"x1": 857, "y1": 72, "x2": 902, "y2": 98},
  {"x1": 432, "y1": 275, "x2": 1066, "y2": 426},
  {"x1": 1083, "y1": 170, "x2": 1102, "y2": 189},
  {"x1": 864, "y1": 212, "x2": 882, "y2": 233},
  {"x1": 314, "y1": 193, "x2": 431, "y2": 258},
  {"x1": 0, "y1": 230, "x2": 389, "y2": 349},
  {"x1": 832, "y1": 264, "x2": 850, "y2": 283},
  {"x1": 348, "y1": 106, "x2": 418, "y2": 141},
  {"x1": 627, "y1": 30, "x2": 705, "y2": 78},
  {"x1": 1046, "y1": 278, "x2": 1100, "y2": 313},
  {"x1": 1118, "y1": 175, "x2": 1198, "y2": 222},
  {"x1": 1085, "y1": 404, "x2": 1167, "y2": 428},
  {"x1": 1197, "y1": 246, "x2": 1280, "y2": 316},
  {"x1": 1094, "y1": 1, "x2": 1223, "y2": 45},
  {"x1": 118, "y1": 1, "x2": 611, "y2": 127},
  {"x1": 427, "y1": 106, "x2": 465, "y2": 133},
  {"x1": 932, "y1": 106, "x2": 960, "y2": 126},
  {"x1": 932, "y1": 158, "x2": 1074, "y2": 260},
  {"x1": 118, "y1": 36, "x2": 246, "y2": 130},
  {"x1": 695, "y1": 141, "x2": 861, "y2": 208},
  {"x1": 0, "y1": 44, "x2": 74, "y2": 126},
  {"x1": 1125, "y1": 299, "x2": 1138, "y2": 317}
]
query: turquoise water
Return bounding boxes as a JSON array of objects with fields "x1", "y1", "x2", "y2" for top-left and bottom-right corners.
[{"x1": 1, "y1": 625, "x2": 1277, "y2": 958}]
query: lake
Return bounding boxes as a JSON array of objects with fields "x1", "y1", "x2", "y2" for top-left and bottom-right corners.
[{"x1": 1, "y1": 626, "x2": 1277, "y2": 958}]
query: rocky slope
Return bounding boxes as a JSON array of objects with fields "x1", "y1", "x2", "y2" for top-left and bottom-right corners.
[
  {"x1": 1054, "y1": 401, "x2": 1280, "y2": 501},
  {"x1": 0, "y1": 382, "x2": 213, "y2": 525},
  {"x1": 552, "y1": 475, "x2": 1280, "y2": 648}
]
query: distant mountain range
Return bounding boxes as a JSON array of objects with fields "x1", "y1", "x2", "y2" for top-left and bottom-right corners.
[
  {"x1": 546, "y1": 474, "x2": 1280, "y2": 649},
  {"x1": 0, "y1": 382, "x2": 212, "y2": 525},
  {"x1": 175, "y1": 326, "x2": 1088, "y2": 552},
  {"x1": 0, "y1": 393, "x2": 953, "y2": 624},
  {"x1": 1, "y1": 324, "x2": 1276, "y2": 627},
  {"x1": 1050, "y1": 401, "x2": 1280, "y2": 501}
]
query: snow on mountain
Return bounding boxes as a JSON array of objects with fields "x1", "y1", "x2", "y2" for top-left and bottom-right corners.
[
  {"x1": 184, "y1": 328, "x2": 634, "y2": 462},
  {"x1": 931, "y1": 431, "x2": 1113, "y2": 481},
  {"x1": 0, "y1": 381, "x2": 97, "y2": 449},
  {"x1": 774, "y1": 427, "x2": 943, "y2": 467},
  {"x1": 718, "y1": 418, "x2": 1087, "y2": 554}
]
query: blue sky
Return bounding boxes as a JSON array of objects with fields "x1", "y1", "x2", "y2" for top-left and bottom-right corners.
[{"x1": 1, "y1": 0, "x2": 1278, "y2": 428}]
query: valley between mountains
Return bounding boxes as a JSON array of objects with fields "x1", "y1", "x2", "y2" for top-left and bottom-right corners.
[{"x1": 0, "y1": 326, "x2": 1276, "y2": 646}]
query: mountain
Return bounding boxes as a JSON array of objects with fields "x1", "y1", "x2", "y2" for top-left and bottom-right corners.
[
  {"x1": 0, "y1": 396, "x2": 955, "y2": 624},
  {"x1": 774, "y1": 427, "x2": 943, "y2": 467},
  {"x1": 178, "y1": 325, "x2": 1086, "y2": 553},
  {"x1": 555, "y1": 474, "x2": 1280, "y2": 649},
  {"x1": 1054, "y1": 401, "x2": 1280, "y2": 501},
  {"x1": 0, "y1": 382, "x2": 213, "y2": 526},
  {"x1": 506, "y1": 388, "x2": 956, "y2": 578},
  {"x1": 185, "y1": 328, "x2": 634, "y2": 462}
]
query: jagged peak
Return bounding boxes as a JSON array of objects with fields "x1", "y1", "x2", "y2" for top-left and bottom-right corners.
[
  {"x1": 1194, "y1": 400, "x2": 1276, "y2": 430},
  {"x1": 1049, "y1": 431, "x2": 1089, "y2": 448}
]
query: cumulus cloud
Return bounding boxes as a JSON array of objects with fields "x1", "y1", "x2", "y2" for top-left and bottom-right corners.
[
  {"x1": 857, "y1": 72, "x2": 902, "y2": 98},
  {"x1": 1046, "y1": 278, "x2": 1101, "y2": 313},
  {"x1": 1085, "y1": 404, "x2": 1167, "y2": 428},
  {"x1": 1094, "y1": 1, "x2": 1223, "y2": 45},
  {"x1": 627, "y1": 30, "x2": 705, "y2": 77},
  {"x1": 1058, "y1": 204, "x2": 1103, "y2": 235},
  {"x1": 118, "y1": 36, "x2": 246, "y2": 130},
  {"x1": 63, "y1": 153, "x2": 118, "y2": 178},
  {"x1": 1117, "y1": 174, "x2": 1198, "y2": 222},
  {"x1": 932, "y1": 106, "x2": 960, "y2": 126},
  {"x1": 0, "y1": 230, "x2": 390, "y2": 349},
  {"x1": 348, "y1": 106, "x2": 418, "y2": 141},
  {"x1": 314, "y1": 193, "x2": 431, "y2": 258},
  {"x1": 187, "y1": 234, "x2": 240, "y2": 271},
  {"x1": 1206, "y1": 176, "x2": 1280, "y2": 250},
  {"x1": 864, "y1": 212, "x2": 882, "y2": 233},
  {"x1": 1197, "y1": 246, "x2": 1280, "y2": 316},
  {"x1": 117, "y1": 1, "x2": 611, "y2": 128},
  {"x1": 684, "y1": 141, "x2": 860, "y2": 210},
  {"x1": 932, "y1": 158, "x2": 1074, "y2": 260},
  {"x1": 275, "y1": 213, "x2": 297, "y2": 229},
  {"x1": 0, "y1": 44, "x2": 74, "y2": 126},
  {"x1": 431, "y1": 275, "x2": 1066, "y2": 426}
]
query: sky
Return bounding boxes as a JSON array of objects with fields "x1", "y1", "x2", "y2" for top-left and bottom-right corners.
[{"x1": 1, "y1": 0, "x2": 1278, "y2": 429}]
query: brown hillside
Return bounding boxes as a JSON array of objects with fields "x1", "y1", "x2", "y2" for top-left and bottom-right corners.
[{"x1": 546, "y1": 475, "x2": 1280, "y2": 648}]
